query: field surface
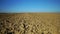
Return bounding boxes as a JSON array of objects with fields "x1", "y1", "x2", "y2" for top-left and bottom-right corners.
[{"x1": 0, "y1": 13, "x2": 60, "y2": 34}]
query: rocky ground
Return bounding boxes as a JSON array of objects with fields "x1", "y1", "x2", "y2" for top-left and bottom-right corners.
[{"x1": 0, "y1": 13, "x2": 60, "y2": 34}]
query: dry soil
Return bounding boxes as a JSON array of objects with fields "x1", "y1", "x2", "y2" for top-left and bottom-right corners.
[{"x1": 0, "y1": 13, "x2": 60, "y2": 34}]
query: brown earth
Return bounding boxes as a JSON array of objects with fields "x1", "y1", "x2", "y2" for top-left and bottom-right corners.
[{"x1": 0, "y1": 13, "x2": 60, "y2": 34}]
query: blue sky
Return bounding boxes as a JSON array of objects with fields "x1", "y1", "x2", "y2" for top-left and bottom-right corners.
[{"x1": 0, "y1": 0, "x2": 60, "y2": 13}]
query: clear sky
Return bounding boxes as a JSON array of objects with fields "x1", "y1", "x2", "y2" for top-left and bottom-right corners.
[{"x1": 0, "y1": 0, "x2": 60, "y2": 13}]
